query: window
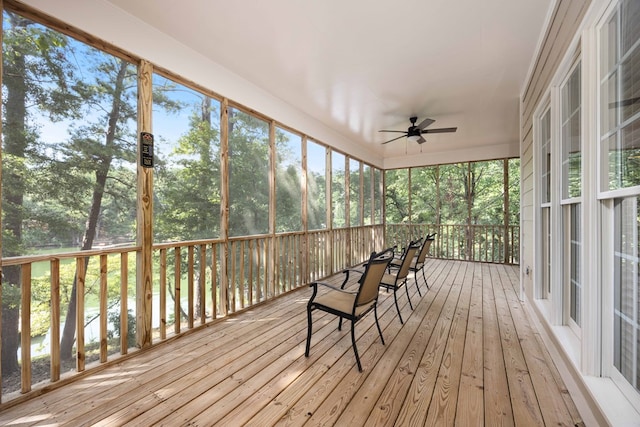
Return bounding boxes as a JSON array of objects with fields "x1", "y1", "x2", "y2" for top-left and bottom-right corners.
[
  {"x1": 539, "y1": 107, "x2": 552, "y2": 299},
  {"x1": 228, "y1": 107, "x2": 270, "y2": 237},
  {"x1": 363, "y1": 164, "x2": 372, "y2": 226},
  {"x1": 561, "y1": 61, "x2": 582, "y2": 328},
  {"x1": 153, "y1": 74, "x2": 221, "y2": 242},
  {"x1": 600, "y1": 0, "x2": 640, "y2": 192},
  {"x1": 373, "y1": 168, "x2": 383, "y2": 224},
  {"x1": 613, "y1": 196, "x2": 640, "y2": 391},
  {"x1": 307, "y1": 140, "x2": 327, "y2": 230},
  {"x1": 410, "y1": 166, "x2": 438, "y2": 225},
  {"x1": 331, "y1": 151, "x2": 346, "y2": 228},
  {"x1": 349, "y1": 159, "x2": 361, "y2": 227},
  {"x1": 600, "y1": 0, "x2": 640, "y2": 399},
  {"x1": 275, "y1": 127, "x2": 302, "y2": 233}
]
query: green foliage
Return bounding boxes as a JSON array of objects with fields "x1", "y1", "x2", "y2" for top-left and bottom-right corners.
[
  {"x1": 228, "y1": 108, "x2": 270, "y2": 236},
  {"x1": 387, "y1": 159, "x2": 520, "y2": 227},
  {"x1": 107, "y1": 308, "x2": 136, "y2": 349}
]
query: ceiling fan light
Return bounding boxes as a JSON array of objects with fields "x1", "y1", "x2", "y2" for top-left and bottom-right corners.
[{"x1": 407, "y1": 134, "x2": 420, "y2": 143}]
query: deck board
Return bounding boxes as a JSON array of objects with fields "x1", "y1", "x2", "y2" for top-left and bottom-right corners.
[{"x1": 0, "y1": 260, "x2": 583, "y2": 426}]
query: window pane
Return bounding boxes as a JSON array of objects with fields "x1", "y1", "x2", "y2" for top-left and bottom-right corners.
[
  {"x1": 469, "y1": 160, "x2": 505, "y2": 225},
  {"x1": 307, "y1": 140, "x2": 326, "y2": 230},
  {"x1": 275, "y1": 127, "x2": 302, "y2": 233},
  {"x1": 562, "y1": 63, "x2": 582, "y2": 200},
  {"x1": 349, "y1": 159, "x2": 361, "y2": 227},
  {"x1": 439, "y1": 163, "x2": 468, "y2": 224},
  {"x1": 228, "y1": 108, "x2": 270, "y2": 236},
  {"x1": 410, "y1": 166, "x2": 438, "y2": 224},
  {"x1": 600, "y1": 0, "x2": 640, "y2": 191},
  {"x1": 2, "y1": 12, "x2": 138, "y2": 256},
  {"x1": 373, "y1": 168, "x2": 383, "y2": 224},
  {"x1": 363, "y1": 164, "x2": 372, "y2": 225},
  {"x1": 332, "y1": 151, "x2": 346, "y2": 228},
  {"x1": 540, "y1": 109, "x2": 552, "y2": 203},
  {"x1": 613, "y1": 196, "x2": 640, "y2": 391},
  {"x1": 385, "y1": 169, "x2": 409, "y2": 224},
  {"x1": 569, "y1": 204, "x2": 582, "y2": 326},
  {"x1": 153, "y1": 75, "x2": 221, "y2": 242},
  {"x1": 509, "y1": 158, "x2": 521, "y2": 226}
]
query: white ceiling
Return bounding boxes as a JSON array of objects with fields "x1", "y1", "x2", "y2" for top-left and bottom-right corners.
[{"x1": 104, "y1": 0, "x2": 552, "y2": 167}]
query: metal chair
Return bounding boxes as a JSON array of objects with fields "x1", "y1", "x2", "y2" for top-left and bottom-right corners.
[
  {"x1": 380, "y1": 239, "x2": 421, "y2": 324},
  {"x1": 305, "y1": 248, "x2": 394, "y2": 371}
]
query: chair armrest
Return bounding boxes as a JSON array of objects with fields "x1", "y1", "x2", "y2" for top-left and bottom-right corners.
[
  {"x1": 309, "y1": 281, "x2": 357, "y2": 294},
  {"x1": 340, "y1": 266, "x2": 366, "y2": 288}
]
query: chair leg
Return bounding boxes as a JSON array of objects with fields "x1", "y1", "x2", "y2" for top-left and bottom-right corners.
[
  {"x1": 422, "y1": 268, "x2": 429, "y2": 289},
  {"x1": 393, "y1": 288, "x2": 404, "y2": 324},
  {"x1": 351, "y1": 321, "x2": 362, "y2": 372},
  {"x1": 405, "y1": 281, "x2": 413, "y2": 310},
  {"x1": 414, "y1": 272, "x2": 422, "y2": 297},
  {"x1": 305, "y1": 307, "x2": 313, "y2": 357},
  {"x1": 374, "y1": 304, "x2": 385, "y2": 345}
]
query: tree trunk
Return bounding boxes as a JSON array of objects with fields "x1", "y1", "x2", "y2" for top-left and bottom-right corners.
[
  {"x1": 60, "y1": 60, "x2": 128, "y2": 360},
  {"x1": 1, "y1": 31, "x2": 28, "y2": 375}
]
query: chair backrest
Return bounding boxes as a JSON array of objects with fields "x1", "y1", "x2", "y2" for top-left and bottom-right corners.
[
  {"x1": 396, "y1": 239, "x2": 421, "y2": 281},
  {"x1": 356, "y1": 248, "x2": 394, "y2": 306},
  {"x1": 415, "y1": 237, "x2": 433, "y2": 264}
]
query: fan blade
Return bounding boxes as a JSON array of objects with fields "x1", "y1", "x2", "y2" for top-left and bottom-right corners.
[
  {"x1": 378, "y1": 130, "x2": 406, "y2": 133},
  {"x1": 417, "y1": 136, "x2": 426, "y2": 144},
  {"x1": 381, "y1": 134, "x2": 407, "y2": 144},
  {"x1": 417, "y1": 117, "x2": 435, "y2": 130},
  {"x1": 422, "y1": 127, "x2": 457, "y2": 134}
]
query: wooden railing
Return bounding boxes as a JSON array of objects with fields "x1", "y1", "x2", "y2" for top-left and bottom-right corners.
[
  {"x1": 0, "y1": 224, "x2": 385, "y2": 404},
  {"x1": 385, "y1": 223, "x2": 520, "y2": 264},
  {"x1": 1, "y1": 222, "x2": 515, "y2": 403}
]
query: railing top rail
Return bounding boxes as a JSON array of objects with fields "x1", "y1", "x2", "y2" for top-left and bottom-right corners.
[{"x1": 1, "y1": 245, "x2": 141, "y2": 266}]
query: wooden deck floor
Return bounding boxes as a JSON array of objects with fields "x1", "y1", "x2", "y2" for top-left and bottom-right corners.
[{"x1": 0, "y1": 259, "x2": 583, "y2": 426}]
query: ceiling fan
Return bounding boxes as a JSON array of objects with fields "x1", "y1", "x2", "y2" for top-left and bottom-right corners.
[{"x1": 379, "y1": 116, "x2": 457, "y2": 144}]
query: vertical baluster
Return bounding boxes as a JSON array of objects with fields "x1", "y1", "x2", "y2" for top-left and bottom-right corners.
[
  {"x1": 76, "y1": 257, "x2": 86, "y2": 372},
  {"x1": 159, "y1": 248, "x2": 166, "y2": 339},
  {"x1": 121, "y1": 252, "x2": 129, "y2": 352},
  {"x1": 21, "y1": 263, "x2": 32, "y2": 393},
  {"x1": 199, "y1": 244, "x2": 206, "y2": 324},
  {"x1": 211, "y1": 244, "x2": 218, "y2": 319},
  {"x1": 187, "y1": 246, "x2": 194, "y2": 328},
  {"x1": 50, "y1": 259, "x2": 60, "y2": 381},
  {"x1": 174, "y1": 247, "x2": 181, "y2": 334},
  {"x1": 99, "y1": 254, "x2": 108, "y2": 363}
]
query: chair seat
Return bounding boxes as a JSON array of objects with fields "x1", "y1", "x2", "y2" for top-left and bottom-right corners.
[
  {"x1": 380, "y1": 272, "x2": 401, "y2": 288},
  {"x1": 314, "y1": 292, "x2": 375, "y2": 317}
]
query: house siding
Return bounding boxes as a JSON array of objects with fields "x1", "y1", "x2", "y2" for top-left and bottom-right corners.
[{"x1": 520, "y1": 0, "x2": 591, "y2": 302}]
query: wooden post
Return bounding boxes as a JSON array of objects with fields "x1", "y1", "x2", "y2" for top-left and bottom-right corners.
[
  {"x1": 268, "y1": 121, "x2": 276, "y2": 296},
  {"x1": 344, "y1": 156, "x2": 351, "y2": 265},
  {"x1": 504, "y1": 158, "x2": 510, "y2": 264},
  {"x1": 0, "y1": 0, "x2": 4, "y2": 403},
  {"x1": 136, "y1": 59, "x2": 153, "y2": 347},
  {"x1": 326, "y1": 148, "x2": 332, "y2": 274},
  {"x1": 219, "y1": 99, "x2": 229, "y2": 316},
  {"x1": 301, "y1": 136, "x2": 308, "y2": 284}
]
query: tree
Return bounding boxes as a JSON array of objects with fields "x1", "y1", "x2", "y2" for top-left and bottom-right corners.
[{"x1": 2, "y1": 12, "x2": 81, "y2": 374}]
